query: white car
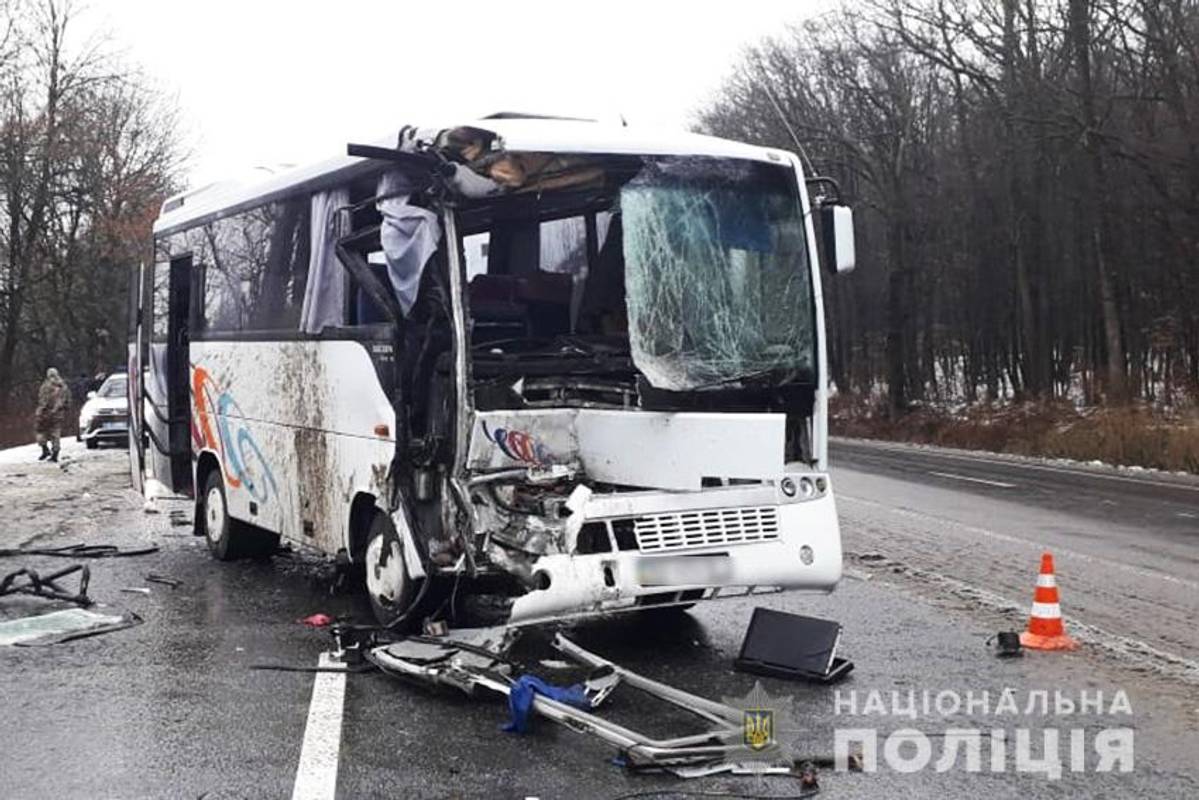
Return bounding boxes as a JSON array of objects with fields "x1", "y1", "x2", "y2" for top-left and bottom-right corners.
[{"x1": 78, "y1": 373, "x2": 129, "y2": 449}]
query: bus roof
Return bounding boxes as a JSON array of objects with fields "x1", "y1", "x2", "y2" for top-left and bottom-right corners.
[{"x1": 153, "y1": 117, "x2": 791, "y2": 236}]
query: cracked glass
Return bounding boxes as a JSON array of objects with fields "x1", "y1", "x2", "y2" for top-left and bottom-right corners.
[{"x1": 621, "y1": 157, "x2": 814, "y2": 391}]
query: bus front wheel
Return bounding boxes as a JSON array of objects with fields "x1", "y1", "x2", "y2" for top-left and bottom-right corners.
[{"x1": 364, "y1": 513, "x2": 416, "y2": 628}]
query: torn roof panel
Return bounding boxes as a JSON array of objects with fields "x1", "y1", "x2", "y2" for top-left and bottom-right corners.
[{"x1": 155, "y1": 118, "x2": 792, "y2": 236}]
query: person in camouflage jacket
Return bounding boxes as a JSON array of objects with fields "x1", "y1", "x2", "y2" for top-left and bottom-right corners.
[{"x1": 35, "y1": 367, "x2": 70, "y2": 462}]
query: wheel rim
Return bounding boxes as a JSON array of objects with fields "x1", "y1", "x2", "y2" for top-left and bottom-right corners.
[
  {"x1": 366, "y1": 533, "x2": 406, "y2": 610},
  {"x1": 205, "y1": 485, "x2": 225, "y2": 542}
]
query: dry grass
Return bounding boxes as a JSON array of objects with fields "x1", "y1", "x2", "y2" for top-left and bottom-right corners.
[{"x1": 832, "y1": 397, "x2": 1199, "y2": 474}]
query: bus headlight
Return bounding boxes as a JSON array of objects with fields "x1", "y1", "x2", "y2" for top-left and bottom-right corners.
[
  {"x1": 799, "y1": 477, "x2": 815, "y2": 498},
  {"x1": 780, "y1": 477, "x2": 797, "y2": 497}
]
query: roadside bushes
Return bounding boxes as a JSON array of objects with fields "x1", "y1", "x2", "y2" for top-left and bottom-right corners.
[{"x1": 832, "y1": 397, "x2": 1199, "y2": 474}]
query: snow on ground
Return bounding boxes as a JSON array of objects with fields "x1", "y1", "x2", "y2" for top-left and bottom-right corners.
[{"x1": 832, "y1": 434, "x2": 1199, "y2": 482}]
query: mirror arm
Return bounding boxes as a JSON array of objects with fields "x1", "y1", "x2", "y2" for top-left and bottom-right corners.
[{"x1": 805, "y1": 175, "x2": 843, "y2": 205}]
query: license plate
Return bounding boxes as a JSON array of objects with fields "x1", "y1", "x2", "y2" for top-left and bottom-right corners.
[{"x1": 636, "y1": 554, "x2": 732, "y2": 587}]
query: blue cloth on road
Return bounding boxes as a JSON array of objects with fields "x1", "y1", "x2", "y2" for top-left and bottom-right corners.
[{"x1": 502, "y1": 674, "x2": 590, "y2": 733}]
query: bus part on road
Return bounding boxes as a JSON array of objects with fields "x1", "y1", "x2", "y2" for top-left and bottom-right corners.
[
  {"x1": 128, "y1": 116, "x2": 855, "y2": 628},
  {"x1": 367, "y1": 631, "x2": 814, "y2": 777}
]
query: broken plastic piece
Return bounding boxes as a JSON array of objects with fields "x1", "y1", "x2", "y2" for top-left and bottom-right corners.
[{"x1": 300, "y1": 613, "x2": 335, "y2": 628}]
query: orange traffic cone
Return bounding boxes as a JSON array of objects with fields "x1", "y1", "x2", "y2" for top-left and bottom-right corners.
[{"x1": 1020, "y1": 552, "x2": 1079, "y2": 651}]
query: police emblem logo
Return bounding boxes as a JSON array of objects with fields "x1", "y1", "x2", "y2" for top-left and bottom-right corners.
[{"x1": 743, "y1": 708, "x2": 773, "y2": 751}]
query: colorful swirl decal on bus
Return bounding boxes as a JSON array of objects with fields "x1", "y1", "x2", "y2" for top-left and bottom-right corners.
[
  {"x1": 192, "y1": 366, "x2": 279, "y2": 505},
  {"x1": 481, "y1": 421, "x2": 551, "y2": 465}
]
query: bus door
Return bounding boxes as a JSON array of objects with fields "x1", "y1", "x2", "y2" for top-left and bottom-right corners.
[
  {"x1": 127, "y1": 263, "x2": 146, "y2": 494},
  {"x1": 143, "y1": 254, "x2": 194, "y2": 496}
]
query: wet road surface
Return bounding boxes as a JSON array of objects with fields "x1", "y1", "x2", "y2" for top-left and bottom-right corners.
[
  {"x1": 832, "y1": 437, "x2": 1199, "y2": 676},
  {"x1": 1, "y1": 441, "x2": 1198, "y2": 798}
]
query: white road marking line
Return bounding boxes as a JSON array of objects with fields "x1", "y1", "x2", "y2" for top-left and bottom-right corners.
[
  {"x1": 834, "y1": 437, "x2": 1199, "y2": 493},
  {"x1": 839, "y1": 494, "x2": 1199, "y2": 590},
  {"x1": 291, "y1": 652, "x2": 346, "y2": 800},
  {"x1": 928, "y1": 470, "x2": 1016, "y2": 489}
]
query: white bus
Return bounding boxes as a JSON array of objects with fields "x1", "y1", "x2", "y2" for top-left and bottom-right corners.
[{"x1": 127, "y1": 115, "x2": 856, "y2": 628}]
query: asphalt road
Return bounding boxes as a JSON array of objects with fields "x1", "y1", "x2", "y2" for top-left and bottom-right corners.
[
  {"x1": 831, "y1": 437, "x2": 1199, "y2": 675},
  {"x1": 1, "y1": 440, "x2": 1197, "y2": 799}
]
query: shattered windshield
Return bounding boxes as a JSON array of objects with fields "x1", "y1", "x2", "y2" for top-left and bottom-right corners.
[{"x1": 621, "y1": 156, "x2": 814, "y2": 391}]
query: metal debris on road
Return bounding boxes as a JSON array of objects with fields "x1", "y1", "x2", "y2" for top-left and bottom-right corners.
[
  {"x1": 0, "y1": 563, "x2": 92, "y2": 606},
  {"x1": 119, "y1": 587, "x2": 152, "y2": 595},
  {"x1": 145, "y1": 573, "x2": 182, "y2": 588},
  {"x1": 367, "y1": 631, "x2": 825, "y2": 779},
  {"x1": 0, "y1": 607, "x2": 142, "y2": 646},
  {"x1": 0, "y1": 543, "x2": 159, "y2": 559}
]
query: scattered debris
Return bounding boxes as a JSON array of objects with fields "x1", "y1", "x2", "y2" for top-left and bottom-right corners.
[
  {"x1": 0, "y1": 564, "x2": 91, "y2": 606},
  {"x1": 987, "y1": 631, "x2": 1024, "y2": 658},
  {"x1": 119, "y1": 587, "x2": 151, "y2": 596},
  {"x1": 368, "y1": 631, "x2": 825, "y2": 778},
  {"x1": 0, "y1": 607, "x2": 142, "y2": 646},
  {"x1": 538, "y1": 658, "x2": 571, "y2": 670},
  {"x1": 299, "y1": 613, "x2": 334, "y2": 627},
  {"x1": 168, "y1": 509, "x2": 191, "y2": 527},
  {"x1": 735, "y1": 608, "x2": 853, "y2": 684},
  {"x1": 145, "y1": 574, "x2": 182, "y2": 589},
  {"x1": 0, "y1": 543, "x2": 159, "y2": 559}
]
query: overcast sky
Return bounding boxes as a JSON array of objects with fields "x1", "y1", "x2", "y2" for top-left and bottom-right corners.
[{"x1": 89, "y1": 0, "x2": 829, "y2": 188}]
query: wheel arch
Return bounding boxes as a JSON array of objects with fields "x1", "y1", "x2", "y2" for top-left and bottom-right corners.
[
  {"x1": 195, "y1": 449, "x2": 222, "y2": 494},
  {"x1": 193, "y1": 449, "x2": 223, "y2": 537},
  {"x1": 348, "y1": 492, "x2": 383, "y2": 563}
]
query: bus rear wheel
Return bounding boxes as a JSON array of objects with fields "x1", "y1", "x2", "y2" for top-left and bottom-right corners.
[
  {"x1": 364, "y1": 512, "x2": 416, "y2": 628},
  {"x1": 199, "y1": 470, "x2": 276, "y2": 560}
]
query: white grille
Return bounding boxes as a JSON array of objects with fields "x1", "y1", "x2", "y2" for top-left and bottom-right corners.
[{"x1": 632, "y1": 506, "x2": 780, "y2": 552}]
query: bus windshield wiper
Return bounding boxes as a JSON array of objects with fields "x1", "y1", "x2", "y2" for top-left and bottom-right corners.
[{"x1": 684, "y1": 366, "x2": 791, "y2": 392}]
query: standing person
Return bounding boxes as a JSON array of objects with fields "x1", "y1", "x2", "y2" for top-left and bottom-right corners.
[{"x1": 35, "y1": 367, "x2": 70, "y2": 462}]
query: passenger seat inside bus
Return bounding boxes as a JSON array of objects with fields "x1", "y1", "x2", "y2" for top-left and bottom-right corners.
[{"x1": 468, "y1": 220, "x2": 572, "y2": 342}]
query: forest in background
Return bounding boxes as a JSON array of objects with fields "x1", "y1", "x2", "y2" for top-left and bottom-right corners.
[
  {"x1": 0, "y1": 0, "x2": 181, "y2": 443},
  {"x1": 700, "y1": 0, "x2": 1199, "y2": 417}
]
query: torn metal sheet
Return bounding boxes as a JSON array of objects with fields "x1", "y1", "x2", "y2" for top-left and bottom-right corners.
[
  {"x1": 0, "y1": 607, "x2": 142, "y2": 646},
  {"x1": 469, "y1": 408, "x2": 785, "y2": 491}
]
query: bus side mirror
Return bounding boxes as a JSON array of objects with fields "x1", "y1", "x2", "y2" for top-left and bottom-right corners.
[{"x1": 820, "y1": 205, "x2": 856, "y2": 275}]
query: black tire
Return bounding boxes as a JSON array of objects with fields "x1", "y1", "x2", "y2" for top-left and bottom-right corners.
[
  {"x1": 364, "y1": 512, "x2": 417, "y2": 627},
  {"x1": 85, "y1": 438, "x2": 98, "y2": 450},
  {"x1": 199, "y1": 469, "x2": 277, "y2": 560}
]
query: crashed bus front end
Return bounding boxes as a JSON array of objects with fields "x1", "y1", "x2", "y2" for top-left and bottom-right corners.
[
  {"x1": 137, "y1": 117, "x2": 845, "y2": 630},
  {"x1": 368, "y1": 123, "x2": 843, "y2": 627}
]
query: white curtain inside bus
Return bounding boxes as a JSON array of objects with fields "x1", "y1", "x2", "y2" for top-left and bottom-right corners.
[
  {"x1": 300, "y1": 186, "x2": 350, "y2": 333},
  {"x1": 377, "y1": 170, "x2": 441, "y2": 316}
]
